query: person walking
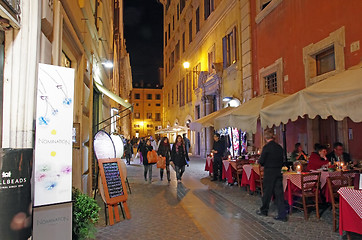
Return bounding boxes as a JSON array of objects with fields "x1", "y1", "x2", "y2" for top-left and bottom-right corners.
[
  {"x1": 124, "y1": 139, "x2": 133, "y2": 165},
  {"x1": 141, "y1": 139, "x2": 154, "y2": 183},
  {"x1": 171, "y1": 135, "x2": 190, "y2": 183},
  {"x1": 211, "y1": 133, "x2": 224, "y2": 181},
  {"x1": 137, "y1": 137, "x2": 145, "y2": 164},
  {"x1": 256, "y1": 129, "x2": 287, "y2": 222},
  {"x1": 157, "y1": 137, "x2": 171, "y2": 182}
]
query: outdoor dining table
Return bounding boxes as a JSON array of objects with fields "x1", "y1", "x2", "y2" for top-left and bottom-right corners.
[
  {"x1": 241, "y1": 164, "x2": 261, "y2": 191},
  {"x1": 205, "y1": 156, "x2": 213, "y2": 174},
  {"x1": 310, "y1": 170, "x2": 356, "y2": 203},
  {"x1": 222, "y1": 159, "x2": 237, "y2": 184},
  {"x1": 282, "y1": 172, "x2": 312, "y2": 206},
  {"x1": 338, "y1": 187, "x2": 362, "y2": 236}
]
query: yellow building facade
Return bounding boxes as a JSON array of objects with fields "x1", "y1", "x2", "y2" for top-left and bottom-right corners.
[
  {"x1": 131, "y1": 88, "x2": 163, "y2": 138},
  {"x1": 161, "y1": 0, "x2": 252, "y2": 156}
]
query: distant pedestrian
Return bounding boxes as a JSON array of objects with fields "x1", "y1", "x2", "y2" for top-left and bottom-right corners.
[
  {"x1": 171, "y1": 135, "x2": 190, "y2": 183},
  {"x1": 141, "y1": 139, "x2": 154, "y2": 183},
  {"x1": 256, "y1": 129, "x2": 287, "y2": 222},
  {"x1": 157, "y1": 137, "x2": 171, "y2": 182},
  {"x1": 150, "y1": 136, "x2": 158, "y2": 151},
  {"x1": 124, "y1": 139, "x2": 133, "y2": 165},
  {"x1": 211, "y1": 133, "x2": 224, "y2": 181},
  {"x1": 137, "y1": 138, "x2": 145, "y2": 164}
]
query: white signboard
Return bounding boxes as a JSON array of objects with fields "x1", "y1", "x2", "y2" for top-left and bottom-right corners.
[{"x1": 34, "y1": 64, "x2": 74, "y2": 207}]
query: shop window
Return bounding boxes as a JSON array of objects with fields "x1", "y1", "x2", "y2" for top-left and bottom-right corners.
[
  {"x1": 189, "y1": 20, "x2": 192, "y2": 43},
  {"x1": 134, "y1": 93, "x2": 140, "y2": 99},
  {"x1": 316, "y1": 46, "x2": 335, "y2": 76},
  {"x1": 180, "y1": 0, "x2": 186, "y2": 13},
  {"x1": 259, "y1": 58, "x2": 283, "y2": 94},
  {"x1": 264, "y1": 72, "x2": 278, "y2": 93},
  {"x1": 303, "y1": 27, "x2": 345, "y2": 87},
  {"x1": 204, "y1": 0, "x2": 214, "y2": 20},
  {"x1": 222, "y1": 27, "x2": 237, "y2": 69},
  {"x1": 255, "y1": 0, "x2": 283, "y2": 24},
  {"x1": 196, "y1": 8, "x2": 200, "y2": 33}
]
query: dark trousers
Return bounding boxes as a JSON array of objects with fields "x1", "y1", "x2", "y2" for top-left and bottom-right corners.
[
  {"x1": 260, "y1": 168, "x2": 286, "y2": 218},
  {"x1": 160, "y1": 164, "x2": 170, "y2": 181},
  {"x1": 213, "y1": 156, "x2": 222, "y2": 180},
  {"x1": 175, "y1": 165, "x2": 185, "y2": 180}
]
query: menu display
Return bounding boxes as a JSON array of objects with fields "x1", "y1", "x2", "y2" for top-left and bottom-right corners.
[
  {"x1": 94, "y1": 130, "x2": 116, "y2": 160},
  {"x1": 103, "y1": 162, "x2": 124, "y2": 198}
]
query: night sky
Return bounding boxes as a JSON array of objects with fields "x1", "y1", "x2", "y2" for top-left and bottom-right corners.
[{"x1": 124, "y1": 0, "x2": 163, "y2": 87}]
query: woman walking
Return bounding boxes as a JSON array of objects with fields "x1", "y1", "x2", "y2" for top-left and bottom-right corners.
[
  {"x1": 141, "y1": 139, "x2": 154, "y2": 183},
  {"x1": 171, "y1": 135, "x2": 190, "y2": 183},
  {"x1": 157, "y1": 137, "x2": 171, "y2": 182},
  {"x1": 124, "y1": 139, "x2": 133, "y2": 165}
]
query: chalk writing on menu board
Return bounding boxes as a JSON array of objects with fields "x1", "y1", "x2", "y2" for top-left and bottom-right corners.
[{"x1": 103, "y1": 162, "x2": 124, "y2": 198}]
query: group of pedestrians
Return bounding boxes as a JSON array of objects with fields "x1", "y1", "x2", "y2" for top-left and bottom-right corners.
[{"x1": 135, "y1": 134, "x2": 191, "y2": 184}]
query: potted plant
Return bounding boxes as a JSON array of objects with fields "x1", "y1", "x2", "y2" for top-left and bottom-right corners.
[{"x1": 72, "y1": 188, "x2": 101, "y2": 240}]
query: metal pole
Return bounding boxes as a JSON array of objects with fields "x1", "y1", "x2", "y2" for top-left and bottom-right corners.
[{"x1": 282, "y1": 124, "x2": 287, "y2": 162}]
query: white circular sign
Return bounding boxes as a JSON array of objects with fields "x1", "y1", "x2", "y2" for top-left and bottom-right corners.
[
  {"x1": 110, "y1": 134, "x2": 124, "y2": 158},
  {"x1": 93, "y1": 130, "x2": 116, "y2": 160}
]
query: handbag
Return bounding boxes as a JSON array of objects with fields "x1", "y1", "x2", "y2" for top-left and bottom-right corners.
[
  {"x1": 147, "y1": 150, "x2": 158, "y2": 164},
  {"x1": 157, "y1": 156, "x2": 166, "y2": 169}
]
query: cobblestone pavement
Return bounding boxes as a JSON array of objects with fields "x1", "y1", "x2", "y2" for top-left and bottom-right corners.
[{"x1": 95, "y1": 156, "x2": 362, "y2": 240}]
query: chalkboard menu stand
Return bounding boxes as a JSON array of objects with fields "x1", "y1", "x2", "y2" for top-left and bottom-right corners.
[{"x1": 98, "y1": 158, "x2": 131, "y2": 225}]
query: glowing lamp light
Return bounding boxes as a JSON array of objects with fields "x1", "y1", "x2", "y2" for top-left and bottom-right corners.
[
  {"x1": 125, "y1": 99, "x2": 128, "y2": 102},
  {"x1": 102, "y1": 61, "x2": 113, "y2": 69},
  {"x1": 210, "y1": 152, "x2": 214, "y2": 157},
  {"x1": 296, "y1": 165, "x2": 301, "y2": 173},
  {"x1": 183, "y1": 61, "x2": 190, "y2": 69},
  {"x1": 228, "y1": 155, "x2": 231, "y2": 160},
  {"x1": 139, "y1": 121, "x2": 144, "y2": 126}
]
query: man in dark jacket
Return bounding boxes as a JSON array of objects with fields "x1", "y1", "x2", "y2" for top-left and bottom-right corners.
[
  {"x1": 211, "y1": 133, "x2": 224, "y2": 181},
  {"x1": 256, "y1": 129, "x2": 287, "y2": 222},
  {"x1": 326, "y1": 142, "x2": 353, "y2": 165}
]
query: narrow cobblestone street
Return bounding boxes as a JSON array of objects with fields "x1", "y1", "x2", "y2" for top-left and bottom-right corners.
[{"x1": 96, "y1": 156, "x2": 361, "y2": 240}]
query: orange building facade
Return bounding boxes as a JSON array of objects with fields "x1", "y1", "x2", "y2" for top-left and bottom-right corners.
[{"x1": 250, "y1": 0, "x2": 362, "y2": 160}]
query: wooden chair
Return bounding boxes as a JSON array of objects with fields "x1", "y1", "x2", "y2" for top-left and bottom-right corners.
[
  {"x1": 254, "y1": 164, "x2": 264, "y2": 196},
  {"x1": 291, "y1": 172, "x2": 321, "y2": 220},
  {"x1": 235, "y1": 160, "x2": 244, "y2": 187},
  {"x1": 341, "y1": 169, "x2": 358, "y2": 186},
  {"x1": 327, "y1": 176, "x2": 349, "y2": 232}
]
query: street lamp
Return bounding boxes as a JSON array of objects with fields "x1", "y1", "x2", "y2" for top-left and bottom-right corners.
[{"x1": 183, "y1": 61, "x2": 190, "y2": 69}]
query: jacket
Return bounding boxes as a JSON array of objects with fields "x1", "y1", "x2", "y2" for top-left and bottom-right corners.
[
  {"x1": 258, "y1": 140, "x2": 284, "y2": 169},
  {"x1": 157, "y1": 143, "x2": 171, "y2": 164},
  {"x1": 171, "y1": 143, "x2": 189, "y2": 167},
  {"x1": 306, "y1": 152, "x2": 328, "y2": 171},
  {"x1": 141, "y1": 144, "x2": 153, "y2": 165}
]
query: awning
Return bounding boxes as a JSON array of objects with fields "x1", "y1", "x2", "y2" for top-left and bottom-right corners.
[
  {"x1": 95, "y1": 81, "x2": 132, "y2": 109},
  {"x1": 155, "y1": 126, "x2": 188, "y2": 134},
  {"x1": 214, "y1": 93, "x2": 289, "y2": 133},
  {"x1": 190, "y1": 107, "x2": 235, "y2": 131},
  {"x1": 260, "y1": 65, "x2": 362, "y2": 129}
]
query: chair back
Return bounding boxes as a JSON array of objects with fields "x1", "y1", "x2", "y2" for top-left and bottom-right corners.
[
  {"x1": 327, "y1": 175, "x2": 349, "y2": 205},
  {"x1": 341, "y1": 170, "x2": 358, "y2": 186},
  {"x1": 301, "y1": 172, "x2": 320, "y2": 193},
  {"x1": 235, "y1": 160, "x2": 244, "y2": 173}
]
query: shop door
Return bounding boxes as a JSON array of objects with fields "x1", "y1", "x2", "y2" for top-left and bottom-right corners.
[{"x1": 319, "y1": 116, "x2": 337, "y2": 151}]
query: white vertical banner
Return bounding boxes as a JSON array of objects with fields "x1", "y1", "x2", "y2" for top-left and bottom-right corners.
[{"x1": 34, "y1": 63, "x2": 74, "y2": 207}]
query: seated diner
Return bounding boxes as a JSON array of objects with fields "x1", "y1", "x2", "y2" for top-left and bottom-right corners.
[{"x1": 306, "y1": 144, "x2": 329, "y2": 171}]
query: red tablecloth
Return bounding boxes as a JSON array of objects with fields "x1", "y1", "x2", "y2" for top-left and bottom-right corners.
[
  {"x1": 241, "y1": 164, "x2": 261, "y2": 191},
  {"x1": 283, "y1": 172, "x2": 318, "y2": 206},
  {"x1": 205, "y1": 157, "x2": 213, "y2": 174},
  {"x1": 338, "y1": 187, "x2": 362, "y2": 235},
  {"x1": 311, "y1": 170, "x2": 356, "y2": 203},
  {"x1": 222, "y1": 160, "x2": 236, "y2": 184}
]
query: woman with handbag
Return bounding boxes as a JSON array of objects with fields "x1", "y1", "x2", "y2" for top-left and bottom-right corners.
[
  {"x1": 141, "y1": 139, "x2": 154, "y2": 183},
  {"x1": 157, "y1": 137, "x2": 171, "y2": 182},
  {"x1": 171, "y1": 135, "x2": 190, "y2": 183}
]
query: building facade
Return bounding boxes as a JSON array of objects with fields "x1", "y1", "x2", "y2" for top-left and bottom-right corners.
[
  {"x1": 250, "y1": 0, "x2": 362, "y2": 160},
  {"x1": 0, "y1": 0, "x2": 132, "y2": 195},
  {"x1": 131, "y1": 87, "x2": 163, "y2": 138},
  {"x1": 161, "y1": 0, "x2": 251, "y2": 157}
]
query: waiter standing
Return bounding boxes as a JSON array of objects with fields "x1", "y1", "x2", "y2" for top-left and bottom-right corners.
[
  {"x1": 256, "y1": 129, "x2": 287, "y2": 222},
  {"x1": 211, "y1": 133, "x2": 224, "y2": 181}
]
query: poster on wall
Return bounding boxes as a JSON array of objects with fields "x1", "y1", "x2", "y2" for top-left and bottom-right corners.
[
  {"x1": 0, "y1": 149, "x2": 33, "y2": 240},
  {"x1": 34, "y1": 63, "x2": 74, "y2": 207}
]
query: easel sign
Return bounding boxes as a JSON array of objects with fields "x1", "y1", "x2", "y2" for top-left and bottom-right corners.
[{"x1": 98, "y1": 158, "x2": 131, "y2": 225}]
